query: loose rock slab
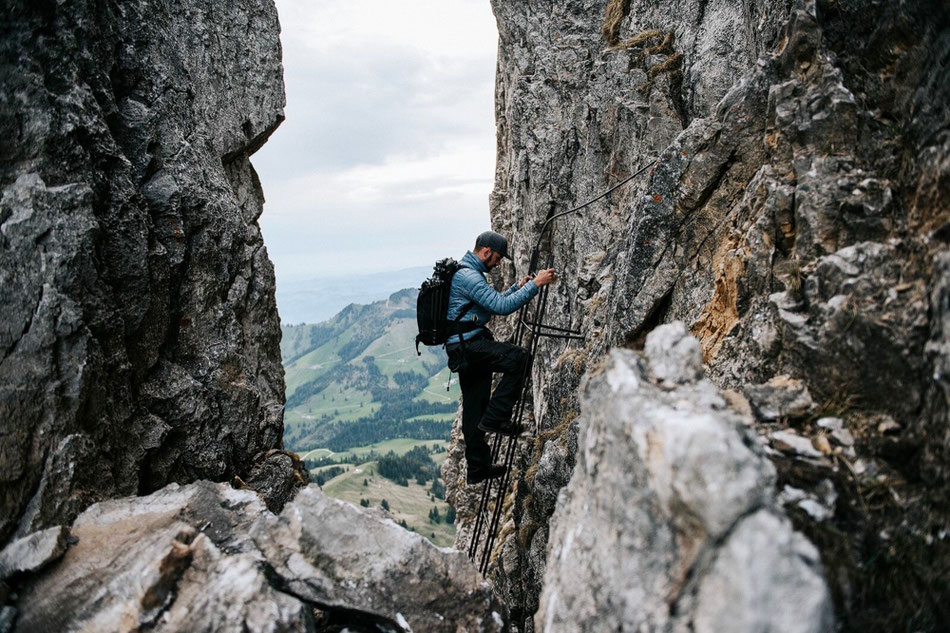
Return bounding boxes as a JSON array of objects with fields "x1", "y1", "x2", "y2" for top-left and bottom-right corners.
[
  {"x1": 14, "y1": 481, "x2": 505, "y2": 633},
  {"x1": 0, "y1": 526, "x2": 69, "y2": 581}
]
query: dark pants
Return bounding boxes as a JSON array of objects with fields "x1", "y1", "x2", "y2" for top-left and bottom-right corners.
[{"x1": 447, "y1": 331, "x2": 529, "y2": 473}]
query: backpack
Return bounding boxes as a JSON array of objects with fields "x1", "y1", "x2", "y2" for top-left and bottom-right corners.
[{"x1": 415, "y1": 258, "x2": 477, "y2": 355}]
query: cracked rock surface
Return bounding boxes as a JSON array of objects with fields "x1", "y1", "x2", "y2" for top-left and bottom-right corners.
[
  {"x1": 537, "y1": 328, "x2": 833, "y2": 633},
  {"x1": 14, "y1": 481, "x2": 506, "y2": 633},
  {"x1": 1, "y1": 0, "x2": 287, "y2": 540},
  {"x1": 0, "y1": 526, "x2": 69, "y2": 582}
]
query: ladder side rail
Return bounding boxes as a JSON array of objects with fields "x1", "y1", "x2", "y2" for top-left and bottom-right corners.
[
  {"x1": 478, "y1": 328, "x2": 544, "y2": 571},
  {"x1": 478, "y1": 283, "x2": 550, "y2": 571},
  {"x1": 467, "y1": 431, "x2": 503, "y2": 559},
  {"x1": 479, "y1": 430, "x2": 522, "y2": 573},
  {"x1": 468, "y1": 289, "x2": 544, "y2": 562}
]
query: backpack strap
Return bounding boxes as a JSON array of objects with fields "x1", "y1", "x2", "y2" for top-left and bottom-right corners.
[
  {"x1": 449, "y1": 263, "x2": 485, "y2": 359},
  {"x1": 446, "y1": 301, "x2": 476, "y2": 336},
  {"x1": 448, "y1": 264, "x2": 477, "y2": 338},
  {"x1": 414, "y1": 302, "x2": 477, "y2": 356},
  {"x1": 443, "y1": 301, "x2": 479, "y2": 390}
]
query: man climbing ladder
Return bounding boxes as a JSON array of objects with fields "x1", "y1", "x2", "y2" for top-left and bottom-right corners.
[{"x1": 445, "y1": 231, "x2": 556, "y2": 485}]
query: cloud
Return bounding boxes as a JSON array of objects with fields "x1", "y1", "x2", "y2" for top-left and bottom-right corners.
[
  {"x1": 281, "y1": 0, "x2": 497, "y2": 59},
  {"x1": 252, "y1": 0, "x2": 498, "y2": 283},
  {"x1": 270, "y1": 54, "x2": 492, "y2": 174}
]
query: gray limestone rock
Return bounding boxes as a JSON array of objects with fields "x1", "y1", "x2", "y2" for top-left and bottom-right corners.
[
  {"x1": 0, "y1": 527, "x2": 69, "y2": 582},
  {"x1": 753, "y1": 242, "x2": 931, "y2": 418},
  {"x1": 770, "y1": 430, "x2": 824, "y2": 460},
  {"x1": 922, "y1": 251, "x2": 950, "y2": 487},
  {"x1": 745, "y1": 376, "x2": 816, "y2": 421},
  {"x1": 829, "y1": 428, "x2": 854, "y2": 448},
  {"x1": 1, "y1": 0, "x2": 287, "y2": 540},
  {"x1": 644, "y1": 321, "x2": 704, "y2": 384},
  {"x1": 255, "y1": 487, "x2": 506, "y2": 633},
  {"x1": 448, "y1": 0, "x2": 950, "y2": 629},
  {"x1": 0, "y1": 607, "x2": 14, "y2": 633},
  {"x1": 688, "y1": 511, "x2": 833, "y2": 633},
  {"x1": 778, "y1": 481, "x2": 838, "y2": 523},
  {"x1": 3, "y1": 0, "x2": 948, "y2": 629},
  {"x1": 816, "y1": 417, "x2": 844, "y2": 431},
  {"x1": 536, "y1": 347, "x2": 832, "y2": 632},
  {"x1": 14, "y1": 481, "x2": 505, "y2": 633}
]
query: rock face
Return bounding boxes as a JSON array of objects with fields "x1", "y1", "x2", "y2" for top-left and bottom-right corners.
[
  {"x1": 538, "y1": 332, "x2": 832, "y2": 633},
  {"x1": 13, "y1": 481, "x2": 506, "y2": 633},
  {"x1": 0, "y1": 526, "x2": 69, "y2": 582},
  {"x1": 0, "y1": 0, "x2": 288, "y2": 540},
  {"x1": 445, "y1": 0, "x2": 950, "y2": 631}
]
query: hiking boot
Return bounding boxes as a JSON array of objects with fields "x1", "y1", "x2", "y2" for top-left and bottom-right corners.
[
  {"x1": 467, "y1": 464, "x2": 507, "y2": 485},
  {"x1": 478, "y1": 419, "x2": 524, "y2": 436}
]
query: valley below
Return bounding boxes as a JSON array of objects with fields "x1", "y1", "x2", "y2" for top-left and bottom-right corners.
[{"x1": 280, "y1": 288, "x2": 460, "y2": 545}]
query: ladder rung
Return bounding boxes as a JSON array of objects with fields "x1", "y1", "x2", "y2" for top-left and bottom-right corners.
[{"x1": 520, "y1": 318, "x2": 583, "y2": 335}]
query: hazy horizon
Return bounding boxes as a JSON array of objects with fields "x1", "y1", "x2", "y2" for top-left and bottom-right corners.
[{"x1": 275, "y1": 265, "x2": 433, "y2": 325}]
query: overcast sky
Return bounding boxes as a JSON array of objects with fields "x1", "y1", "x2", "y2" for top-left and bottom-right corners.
[{"x1": 252, "y1": 0, "x2": 499, "y2": 284}]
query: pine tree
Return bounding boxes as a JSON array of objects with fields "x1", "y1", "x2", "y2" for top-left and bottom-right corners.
[{"x1": 381, "y1": 499, "x2": 390, "y2": 511}]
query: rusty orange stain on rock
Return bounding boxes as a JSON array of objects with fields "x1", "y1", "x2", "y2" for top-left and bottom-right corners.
[
  {"x1": 653, "y1": 194, "x2": 663, "y2": 202},
  {"x1": 691, "y1": 235, "x2": 748, "y2": 361}
]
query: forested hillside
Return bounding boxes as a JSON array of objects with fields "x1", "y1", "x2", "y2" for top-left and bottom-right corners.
[{"x1": 280, "y1": 288, "x2": 461, "y2": 452}]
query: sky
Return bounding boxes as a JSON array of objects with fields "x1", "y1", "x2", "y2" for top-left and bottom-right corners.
[{"x1": 253, "y1": 0, "x2": 500, "y2": 285}]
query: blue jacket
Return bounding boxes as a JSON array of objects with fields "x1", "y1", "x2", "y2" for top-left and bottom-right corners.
[{"x1": 445, "y1": 251, "x2": 539, "y2": 345}]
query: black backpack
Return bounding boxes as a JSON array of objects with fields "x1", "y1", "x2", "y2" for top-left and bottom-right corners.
[{"x1": 415, "y1": 258, "x2": 477, "y2": 355}]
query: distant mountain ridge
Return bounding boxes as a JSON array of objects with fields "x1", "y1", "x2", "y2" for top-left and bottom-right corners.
[
  {"x1": 280, "y1": 288, "x2": 460, "y2": 453},
  {"x1": 276, "y1": 266, "x2": 431, "y2": 324}
]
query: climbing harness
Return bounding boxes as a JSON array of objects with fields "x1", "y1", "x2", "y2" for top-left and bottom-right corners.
[{"x1": 467, "y1": 158, "x2": 658, "y2": 573}]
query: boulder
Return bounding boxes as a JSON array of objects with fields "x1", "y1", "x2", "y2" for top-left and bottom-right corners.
[
  {"x1": 644, "y1": 321, "x2": 704, "y2": 385},
  {"x1": 254, "y1": 487, "x2": 506, "y2": 632},
  {"x1": 14, "y1": 481, "x2": 505, "y2": 633},
  {"x1": 536, "y1": 328, "x2": 832, "y2": 632},
  {"x1": 0, "y1": 527, "x2": 69, "y2": 581},
  {"x1": 770, "y1": 430, "x2": 824, "y2": 459},
  {"x1": 744, "y1": 375, "x2": 816, "y2": 421},
  {"x1": 241, "y1": 450, "x2": 310, "y2": 513}
]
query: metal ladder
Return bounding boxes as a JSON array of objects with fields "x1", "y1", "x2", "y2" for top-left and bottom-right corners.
[{"x1": 466, "y1": 159, "x2": 657, "y2": 573}]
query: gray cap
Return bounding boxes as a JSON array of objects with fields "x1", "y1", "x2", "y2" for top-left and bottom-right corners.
[{"x1": 475, "y1": 230, "x2": 510, "y2": 259}]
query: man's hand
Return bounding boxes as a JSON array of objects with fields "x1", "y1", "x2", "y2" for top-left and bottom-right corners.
[
  {"x1": 533, "y1": 268, "x2": 556, "y2": 287},
  {"x1": 518, "y1": 275, "x2": 533, "y2": 288}
]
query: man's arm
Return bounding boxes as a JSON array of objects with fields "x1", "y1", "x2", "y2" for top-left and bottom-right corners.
[
  {"x1": 502, "y1": 275, "x2": 535, "y2": 296},
  {"x1": 460, "y1": 269, "x2": 539, "y2": 316}
]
